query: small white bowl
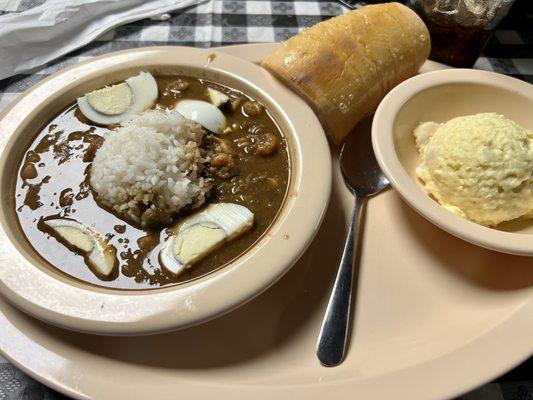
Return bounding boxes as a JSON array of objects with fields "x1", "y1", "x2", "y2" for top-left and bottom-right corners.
[{"x1": 372, "y1": 69, "x2": 533, "y2": 256}]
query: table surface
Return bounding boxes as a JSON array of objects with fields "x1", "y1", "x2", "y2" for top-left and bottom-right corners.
[{"x1": 0, "y1": 1, "x2": 532, "y2": 399}]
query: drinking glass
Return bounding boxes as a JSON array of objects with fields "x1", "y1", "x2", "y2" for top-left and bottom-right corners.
[{"x1": 407, "y1": 0, "x2": 516, "y2": 67}]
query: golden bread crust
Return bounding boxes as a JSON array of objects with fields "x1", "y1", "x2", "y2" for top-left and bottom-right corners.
[{"x1": 261, "y1": 2, "x2": 431, "y2": 144}]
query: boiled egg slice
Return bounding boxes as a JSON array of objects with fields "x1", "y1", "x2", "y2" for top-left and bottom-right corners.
[
  {"x1": 175, "y1": 99, "x2": 227, "y2": 134},
  {"x1": 44, "y1": 218, "x2": 117, "y2": 277},
  {"x1": 160, "y1": 203, "x2": 254, "y2": 276},
  {"x1": 87, "y1": 82, "x2": 132, "y2": 115},
  {"x1": 77, "y1": 71, "x2": 158, "y2": 125},
  {"x1": 207, "y1": 87, "x2": 230, "y2": 108}
]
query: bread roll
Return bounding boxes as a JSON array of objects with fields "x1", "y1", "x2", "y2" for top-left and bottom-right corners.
[{"x1": 261, "y1": 2, "x2": 430, "y2": 144}]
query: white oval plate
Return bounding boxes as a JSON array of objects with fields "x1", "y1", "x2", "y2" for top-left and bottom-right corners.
[{"x1": 0, "y1": 44, "x2": 531, "y2": 400}]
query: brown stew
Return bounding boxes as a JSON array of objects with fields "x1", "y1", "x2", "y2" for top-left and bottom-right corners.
[{"x1": 14, "y1": 76, "x2": 290, "y2": 290}]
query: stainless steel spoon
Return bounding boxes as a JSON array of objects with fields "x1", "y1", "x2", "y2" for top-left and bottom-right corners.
[{"x1": 316, "y1": 118, "x2": 389, "y2": 367}]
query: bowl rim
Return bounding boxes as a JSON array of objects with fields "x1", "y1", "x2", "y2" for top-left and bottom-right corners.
[
  {"x1": 0, "y1": 46, "x2": 331, "y2": 335},
  {"x1": 372, "y1": 68, "x2": 533, "y2": 257}
]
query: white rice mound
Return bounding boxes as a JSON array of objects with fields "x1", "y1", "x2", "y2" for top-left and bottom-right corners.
[{"x1": 90, "y1": 109, "x2": 211, "y2": 227}]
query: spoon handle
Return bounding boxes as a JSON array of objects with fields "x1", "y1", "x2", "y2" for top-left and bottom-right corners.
[{"x1": 316, "y1": 195, "x2": 365, "y2": 367}]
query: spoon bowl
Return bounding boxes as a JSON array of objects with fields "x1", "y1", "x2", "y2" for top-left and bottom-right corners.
[{"x1": 340, "y1": 116, "x2": 390, "y2": 196}]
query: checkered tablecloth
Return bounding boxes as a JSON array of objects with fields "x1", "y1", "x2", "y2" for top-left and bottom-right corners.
[
  {"x1": 0, "y1": 1, "x2": 532, "y2": 399},
  {"x1": 1, "y1": 0, "x2": 533, "y2": 111}
]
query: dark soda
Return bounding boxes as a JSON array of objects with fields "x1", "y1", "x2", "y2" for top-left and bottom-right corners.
[
  {"x1": 416, "y1": 10, "x2": 494, "y2": 67},
  {"x1": 407, "y1": 0, "x2": 515, "y2": 68}
]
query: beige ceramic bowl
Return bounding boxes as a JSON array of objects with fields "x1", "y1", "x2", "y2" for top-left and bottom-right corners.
[
  {"x1": 0, "y1": 47, "x2": 331, "y2": 335},
  {"x1": 372, "y1": 69, "x2": 533, "y2": 256}
]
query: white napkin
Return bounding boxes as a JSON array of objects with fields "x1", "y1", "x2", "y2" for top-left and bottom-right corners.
[{"x1": 0, "y1": 0, "x2": 206, "y2": 80}]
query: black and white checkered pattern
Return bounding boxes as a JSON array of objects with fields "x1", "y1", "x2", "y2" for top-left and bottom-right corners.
[
  {"x1": 1, "y1": 0, "x2": 532, "y2": 111},
  {"x1": 0, "y1": 0, "x2": 353, "y2": 110},
  {"x1": 0, "y1": 0, "x2": 532, "y2": 399}
]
